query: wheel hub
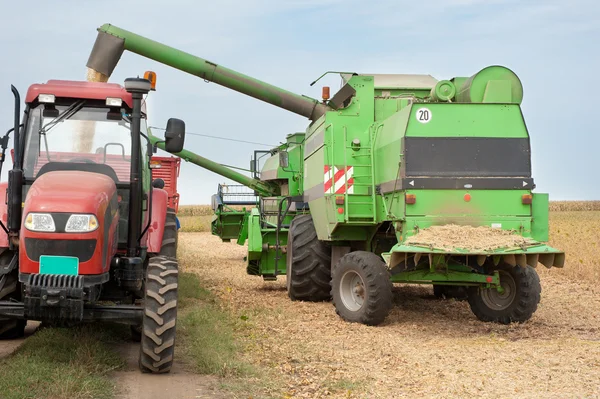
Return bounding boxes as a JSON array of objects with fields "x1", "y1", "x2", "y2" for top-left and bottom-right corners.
[
  {"x1": 480, "y1": 270, "x2": 517, "y2": 311},
  {"x1": 339, "y1": 270, "x2": 365, "y2": 312}
]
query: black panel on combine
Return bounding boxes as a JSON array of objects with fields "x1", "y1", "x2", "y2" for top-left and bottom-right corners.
[{"x1": 404, "y1": 137, "x2": 531, "y2": 178}]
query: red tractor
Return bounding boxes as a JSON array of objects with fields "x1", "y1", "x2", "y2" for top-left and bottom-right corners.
[{"x1": 0, "y1": 75, "x2": 185, "y2": 373}]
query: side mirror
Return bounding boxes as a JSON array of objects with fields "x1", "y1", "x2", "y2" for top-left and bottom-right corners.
[
  {"x1": 279, "y1": 151, "x2": 289, "y2": 168},
  {"x1": 164, "y1": 118, "x2": 185, "y2": 153},
  {"x1": 250, "y1": 158, "x2": 256, "y2": 173}
]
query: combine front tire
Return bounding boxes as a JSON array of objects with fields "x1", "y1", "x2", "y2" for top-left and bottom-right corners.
[
  {"x1": 286, "y1": 215, "x2": 331, "y2": 302},
  {"x1": 139, "y1": 256, "x2": 178, "y2": 373},
  {"x1": 331, "y1": 251, "x2": 393, "y2": 326},
  {"x1": 467, "y1": 263, "x2": 541, "y2": 324}
]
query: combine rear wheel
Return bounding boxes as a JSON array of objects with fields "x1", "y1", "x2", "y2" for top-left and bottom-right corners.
[
  {"x1": 0, "y1": 251, "x2": 25, "y2": 339},
  {"x1": 467, "y1": 263, "x2": 540, "y2": 324},
  {"x1": 286, "y1": 215, "x2": 331, "y2": 302},
  {"x1": 331, "y1": 251, "x2": 393, "y2": 326}
]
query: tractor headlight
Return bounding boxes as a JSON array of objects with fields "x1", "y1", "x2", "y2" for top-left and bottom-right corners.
[
  {"x1": 65, "y1": 214, "x2": 99, "y2": 233},
  {"x1": 24, "y1": 213, "x2": 56, "y2": 232}
]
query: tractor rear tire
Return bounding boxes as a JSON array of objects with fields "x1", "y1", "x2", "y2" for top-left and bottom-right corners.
[
  {"x1": 139, "y1": 255, "x2": 178, "y2": 373},
  {"x1": 286, "y1": 214, "x2": 331, "y2": 302},
  {"x1": 331, "y1": 251, "x2": 393, "y2": 326},
  {"x1": 0, "y1": 252, "x2": 25, "y2": 339},
  {"x1": 467, "y1": 263, "x2": 541, "y2": 324}
]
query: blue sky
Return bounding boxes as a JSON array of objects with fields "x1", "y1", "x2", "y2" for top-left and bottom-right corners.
[{"x1": 0, "y1": 0, "x2": 598, "y2": 203}]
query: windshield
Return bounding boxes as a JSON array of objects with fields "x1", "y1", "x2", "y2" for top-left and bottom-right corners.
[{"x1": 23, "y1": 104, "x2": 148, "y2": 182}]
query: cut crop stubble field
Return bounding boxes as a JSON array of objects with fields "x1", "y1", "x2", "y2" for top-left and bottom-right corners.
[
  {"x1": 0, "y1": 202, "x2": 598, "y2": 399},
  {"x1": 173, "y1": 201, "x2": 600, "y2": 398}
]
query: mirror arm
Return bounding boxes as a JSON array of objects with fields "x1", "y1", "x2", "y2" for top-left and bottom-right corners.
[{"x1": 153, "y1": 140, "x2": 165, "y2": 154}]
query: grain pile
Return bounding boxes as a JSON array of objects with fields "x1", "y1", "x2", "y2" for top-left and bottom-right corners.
[
  {"x1": 405, "y1": 224, "x2": 536, "y2": 251},
  {"x1": 72, "y1": 68, "x2": 110, "y2": 153}
]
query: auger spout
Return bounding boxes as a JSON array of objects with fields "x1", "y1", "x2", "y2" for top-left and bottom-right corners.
[{"x1": 87, "y1": 24, "x2": 331, "y2": 121}]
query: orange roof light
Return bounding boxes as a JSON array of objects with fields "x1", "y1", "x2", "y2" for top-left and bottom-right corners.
[
  {"x1": 144, "y1": 71, "x2": 157, "y2": 91},
  {"x1": 322, "y1": 86, "x2": 330, "y2": 101}
]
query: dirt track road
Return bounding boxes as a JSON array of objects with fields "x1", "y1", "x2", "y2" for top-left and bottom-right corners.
[
  {"x1": 0, "y1": 322, "x2": 39, "y2": 358},
  {"x1": 180, "y1": 232, "x2": 600, "y2": 399},
  {"x1": 113, "y1": 343, "x2": 226, "y2": 399}
]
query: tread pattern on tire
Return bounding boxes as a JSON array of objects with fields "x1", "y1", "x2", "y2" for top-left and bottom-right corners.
[
  {"x1": 331, "y1": 251, "x2": 393, "y2": 326},
  {"x1": 139, "y1": 256, "x2": 178, "y2": 373},
  {"x1": 287, "y1": 214, "x2": 331, "y2": 302},
  {"x1": 467, "y1": 264, "x2": 541, "y2": 324},
  {"x1": 139, "y1": 208, "x2": 179, "y2": 373},
  {"x1": 161, "y1": 209, "x2": 178, "y2": 258}
]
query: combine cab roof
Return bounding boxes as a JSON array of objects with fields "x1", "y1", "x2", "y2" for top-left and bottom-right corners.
[{"x1": 25, "y1": 80, "x2": 135, "y2": 108}]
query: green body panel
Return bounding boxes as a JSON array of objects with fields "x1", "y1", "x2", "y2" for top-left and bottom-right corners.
[
  {"x1": 405, "y1": 103, "x2": 528, "y2": 138},
  {"x1": 531, "y1": 193, "x2": 549, "y2": 242},
  {"x1": 247, "y1": 208, "x2": 263, "y2": 260},
  {"x1": 248, "y1": 229, "x2": 288, "y2": 277},
  {"x1": 404, "y1": 190, "x2": 531, "y2": 218}
]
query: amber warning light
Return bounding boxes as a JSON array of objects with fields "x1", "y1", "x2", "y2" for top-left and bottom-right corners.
[
  {"x1": 144, "y1": 71, "x2": 157, "y2": 91},
  {"x1": 322, "y1": 86, "x2": 330, "y2": 101}
]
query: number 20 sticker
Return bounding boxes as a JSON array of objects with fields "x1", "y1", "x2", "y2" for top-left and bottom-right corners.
[{"x1": 416, "y1": 107, "x2": 432, "y2": 124}]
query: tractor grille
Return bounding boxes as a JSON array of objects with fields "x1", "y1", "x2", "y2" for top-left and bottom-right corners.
[
  {"x1": 24, "y1": 238, "x2": 96, "y2": 262},
  {"x1": 26, "y1": 273, "x2": 84, "y2": 289}
]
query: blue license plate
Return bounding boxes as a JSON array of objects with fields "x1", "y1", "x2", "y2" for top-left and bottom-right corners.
[{"x1": 39, "y1": 255, "x2": 79, "y2": 275}]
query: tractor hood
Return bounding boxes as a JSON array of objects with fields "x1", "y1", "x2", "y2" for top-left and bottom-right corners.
[{"x1": 24, "y1": 171, "x2": 117, "y2": 215}]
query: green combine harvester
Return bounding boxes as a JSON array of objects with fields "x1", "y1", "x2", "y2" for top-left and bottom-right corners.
[{"x1": 87, "y1": 24, "x2": 565, "y2": 325}]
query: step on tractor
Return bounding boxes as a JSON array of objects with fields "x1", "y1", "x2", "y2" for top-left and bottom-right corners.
[
  {"x1": 0, "y1": 74, "x2": 186, "y2": 373},
  {"x1": 87, "y1": 24, "x2": 565, "y2": 326}
]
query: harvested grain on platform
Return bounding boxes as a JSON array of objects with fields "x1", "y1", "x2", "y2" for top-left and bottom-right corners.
[
  {"x1": 72, "y1": 69, "x2": 110, "y2": 153},
  {"x1": 404, "y1": 224, "x2": 536, "y2": 251}
]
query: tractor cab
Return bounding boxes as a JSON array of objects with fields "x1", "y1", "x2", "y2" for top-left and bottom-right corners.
[
  {"x1": 0, "y1": 74, "x2": 186, "y2": 373},
  {"x1": 20, "y1": 80, "x2": 148, "y2": 250}
]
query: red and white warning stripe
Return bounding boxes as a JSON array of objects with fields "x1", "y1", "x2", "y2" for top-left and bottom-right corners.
[{"x1": 324, "y1": 165, "x2": 354, "y2": 194}]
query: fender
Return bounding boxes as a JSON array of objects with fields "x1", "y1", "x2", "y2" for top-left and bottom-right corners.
[
  {"x1": 145, "y1": 188, "x2": 168, "y2": 254},
  {"x1": 0, "y1": 182, "x2": 8, "y2": 248}
]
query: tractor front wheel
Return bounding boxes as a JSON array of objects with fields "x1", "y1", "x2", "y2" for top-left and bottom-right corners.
[
  {"x1": 331, "y1": 251, "x2": 393, "y2": 326},
  {"x1": 467, "y1": 263, "x2": 541, "y2": 324},
  {"x1": 286, "y1": 215, "x2": 331, "y2": 302},
  {"x1": 138, "y1": 256, "x2": 179, "y2": 373},
  {"x1": 0, "y1": 251, "x2": 25, "y2": 339}
]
